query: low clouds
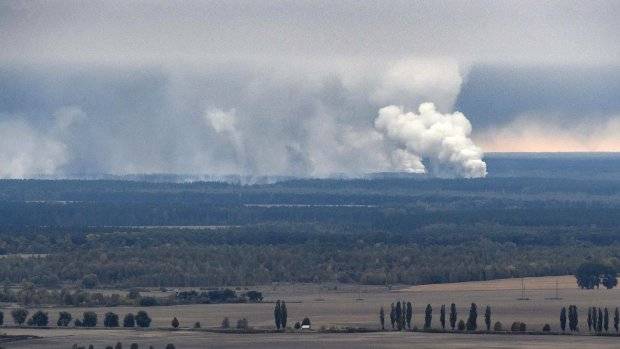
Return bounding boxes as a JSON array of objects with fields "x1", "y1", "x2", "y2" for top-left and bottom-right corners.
[{"x1": 477, "y1": 113, "x2": 620, "y2": 152}]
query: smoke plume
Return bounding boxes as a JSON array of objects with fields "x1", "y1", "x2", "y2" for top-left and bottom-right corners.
[{"x1": 375, "y1": 103, "x2": 487, "y2": 178}]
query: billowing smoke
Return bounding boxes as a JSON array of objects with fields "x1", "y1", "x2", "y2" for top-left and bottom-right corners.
[
  {"x1": 0, "y1": 58, "x2": 486, "y2": 179},
  {"x1": 375, "y1": 103, "x2": 487, "y2": 178}
]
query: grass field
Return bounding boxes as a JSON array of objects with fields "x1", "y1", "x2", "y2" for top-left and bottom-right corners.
[{"x1": 2, "y1": 275, "x2": 620, "y2": 348}]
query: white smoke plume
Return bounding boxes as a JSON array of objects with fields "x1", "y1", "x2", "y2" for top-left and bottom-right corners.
[{"x1": 375, "y1": 103, "x2": 487, "y2": 178}]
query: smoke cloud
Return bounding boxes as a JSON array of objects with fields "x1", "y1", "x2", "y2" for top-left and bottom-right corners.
[
  {"x1": 0, "y1": 59, "x2": 481, "y2": 179},
  {"x1": 375, "y1": 103, "x2": 487, "y2": 178}
]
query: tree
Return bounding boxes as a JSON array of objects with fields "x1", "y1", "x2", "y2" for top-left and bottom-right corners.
[
  {"x1": 11, "y1": 308, "x2": 28, "y2": 325},
  {"x1": 57, "y1": 311, "x2": 72, "y2": 327},
  {"x1": 123, "y1": 313, "x2": 135, "y2": 327},
  {"x1": 245, "y1": 291, "x2": 263, "y2": 302},
  {"x1": 424, "y1": 304, "x2": 432, "y2": 329},
  {"x1": 237, "y1": 318, "x2": 249, "y2": 330},
  {"x1": 280, "y1": 301, "x2": 288, "y2": 329},
  {"x1": 389, "y1": 303, "x2": 396, "y2": 329},
  {"x1": 587, "y1": 307, "x2": 593, "y2": 331},
  {"x1": 597, "y1": 307, "x2": 603, "y2": 332},
  {"x1": 395, "y1": 302, "x2": 402, "y2": 330},
  {"x1": 30, "y1": 310, "x2": 49, "y2": 326},
  {"x1": 406, "y1": 302, "x2": 413, "y2": 329},
  {"x1": 171, "y1": 317, "x2": 179, "y2": 328},
  {"x1": 104, "y1": 312, "x2": 119, "y2": 328},
  {"x1": 457, "y1": 319, "x2": 466, "y2": 331},
  {"x1": 493, "y1": 321, "x2": 503, "y2": 331},
  {"x1": 440, "y1": 304, "x2": 446, "y2": 330},
  {"x1": 135, "y1": 311, "x2": 152, "y2": 328},
  {"x1": 466, "y1": 303, "x2": 477, "y2": 331},
  {"x1": 0, "y1": 311, "x2": 3, "y2": 326},
  {"x1": 221, "y1": 317, "x2": 230, "y2": 329},
  {"x1": 449, "y1": 303, "x2": 457, "y2": 330},
  {"x1": 604, "y1": 308, "x2": 609, "y2": 332},
  {"x1": 165, "y1": 345, "x2": 176, "y2": 349},
  {"x1": 593, "y1": 307, "x2": 598, "y2": 332},
  {"x1": 274, "y1": 300, "x2": 282, "y2": 330},
  {"x1": 484, "y1": 306, "x2": 491, "y2": 331},
  {"x1": 115, "y1": 343, "x2": 123, "y2": 349},
  {"x1": 130, "y1": 344, "x2": 138, "y2": 349},
  {"x1": 614, "y1": 307, "x2": 619, "y2": 333},
  {"x1": 560, "y1": 307, "x2": 566, "y2": 332},
  {"x1": 81, "y1": 274, "x2": 99, "y2": 289},
  {"x1": 575, "y1": 262, "x2": 617, "y2": 289},
  {"x1": 379, "y1": 307, "x2": 385, "y2": 330},
  {"x1": 567, "y1": 305, "x2": 578, "y2": 332},
  {"x1": 82, "y1": 311, "x2": 97, "y2": 327}
]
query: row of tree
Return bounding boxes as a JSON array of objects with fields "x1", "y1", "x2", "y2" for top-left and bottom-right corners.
[
  {"x1": 379, "y1": 302, "x2": 490, "y2": 331},
  {"x1": 1, "y1": 309, "x2": 152, "y2": 328},
  {"x1": 586, "y1": 307, "x2": 620, "y2": 333}
]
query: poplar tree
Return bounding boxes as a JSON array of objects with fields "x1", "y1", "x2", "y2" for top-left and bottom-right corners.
[
  {"x1": 379, "y1": 307, "x2": 385, "y2": 330},
  {"x1": 587, "y1": 308, "x2": 592, "y2": 331},
  {"x1": 439, "y1": 304, "x2": 446, "y2": 330},
  {"x1": 466, "y1": 303, "x2": 477, "y2": 331},
  {"x1": 614, "y1": 307, "x2": 619, "y2": 333},
  {"x1": 280, "y1": 301, "x2": 288, "y2": 329},
  {"x1": 406, "y1": 302, "x2": 413, "y2": 329},
  {"x1": 449, "y1": 303, "x2": 457, "y2": 330},
  {"x1": 592, "y1": 307, "x2": 598, "y2": 332},
  {"x1": 484, "y1": 306, "x2": 491, "y2": 331},
  {"x1": 560, "y1": 307, "x2": 566, "y2": 332},
  {"x1": 274, "y1": 300, "x2": 282, "y2": 330},
  {"x1": 424, "y1": 304, "x2": 432, "y2": 329},
  {"x1": 389, "y1": 303, "x2": 396, "y2": 330},
  {"x1": 597, "y1": 307, "x2": 603, "y2": 332},
  {"x1": 395, "y1": 302, "x2": 403, "y2": 331},
  {"x1": 604, "y1": 308, "x2": 609, "y2": 332}
]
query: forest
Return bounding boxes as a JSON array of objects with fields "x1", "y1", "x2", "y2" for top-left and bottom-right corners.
[{"x1": 0, "y1": 154, "x2": 619, "y2": 287}]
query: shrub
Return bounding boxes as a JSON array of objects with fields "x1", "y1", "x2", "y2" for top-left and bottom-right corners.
[
  {"x1": 128, "y1": 289, "x2": 141, "y2": 299},
  {"x1": 542, "y1": 324, "x2": 551, "y2": 332},
  {"x1": 81, "y1": 274, "x2": 99, "y2": 289},
  {"x1": 104, "y1": 312, "x2": 119, "y2": 328},
  {"x1": 123, "y1": 313, "x2": 135, "y2": 327},
  {"x1": 82, "y1": 311, "x2": 98, "y2": 327},
  {"x1": 171, "y1": 317, "x2": 179, "y2": 328},
  {"x1": 294, "y1": 322, "x2": 301, "y2": 330},
  {"x1": 301, "y1": 317, "x2": 311, "y2": 327},
  {"x1": 221, "y1": 317, "x2": 230, "y2": 329},
  {"x1": 57, "y1": 311, "x2": 72, "y2": 327},
  {"x1": 139, "y1": 297, "x2": 158, "y2": 307},
  {"x1": 511, "y1": 321, "x2": 526, "y2": 332},
  {"x1": 520, "y1": 322, "x2": 527, "y2": 332},
  {"x1": 130, "y1": 344, "x2": 138, "y2": 349},
  {"x1": 493, "y1": 321, "x2": 503, "y2": 331},
  {"x1": 236, "y1": 318, "x2": 249, "y2": 330},
  {"x1": 245, "y1": 291, "x2": 263, "y2": 303},
  {"x1": 29, "y1": 310, "x2": 49, "y2": 326},
  {"x1": 115, "y1": 343, "x2": 123, "y2": 349},
  {"x1": 11, "y1": 308, "x2": 28, "y2": 325},
  {"x1": 457, "y1": 319, "x2": 466, "y2": 331},
  {"x1": 165, "y1": 344, "x2": 176, "y2": 349},
  {"x1": 194, "y1": 321, "x2": 201, "y2": 328},
  {"x1": 135, "y1": 311, "x2": 152, "y2": 328}
]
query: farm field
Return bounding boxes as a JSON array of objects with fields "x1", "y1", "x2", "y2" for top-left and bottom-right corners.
[{"x1": 2, "y1": 275, "x2": 620, "y2": 348}]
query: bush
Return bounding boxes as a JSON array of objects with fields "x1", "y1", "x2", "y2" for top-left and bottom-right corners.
[
  {"x1": 294, "y1": 322, "x2": 301, "y2": 329},
  {"x1": 165, "y1": 344, "x2": 176, "y2": 349},
  {"x1": 82, "y1": 311, "x2": 98, "y2": 327},
  {"x1": 115, "y1": 343, "x2": 123, "y2": 349},
  {"x1": 245, "y1": 291, "x2": 263, "y2": 303},
  {"x1": 130, "y1": 344, "x2": 138, "y2": 349},
  {"x1": 457, "y1": 319, "x2": 466, "y2": 331},
  {"x1": 29, "y1": 310, "x2": 49, "y2": 326},
  {"x1": 511, "y1": 321, "x2": 527, "y2": 332},
  {"x1": 236, "y1": 318, "x2": 249, "y2": 330},
  {"x1": 221, "y1": 317, "x2": 230, "y2": 329},
  {"x1": 128, "y1": 289, "x2": 141, "y2": 299},
  {"x1": 57, "y1": 311, "x2": 72, "y2": 327},
  {"x1": 135, "y1": 311, "x2": 152, "y2": 328},
  {"x1": 493, "y1": 321, "x2": 503, "y2": 331},
  {"x1": 542, "y1": 324, "x2": 551, "y2": 332},
  {"x1": 81, "y1": 274, "x2": 99, "y2": 289},
  {"x1": 171, "y1": 317, "x2": 179, "y2": 328},
  {"x1": 104, "y1": 312, "x2": 120, "y2": 327},
  {"x1": 301, "y1": 317, "x2": 311, "y2": 327},
  {"x1": 74, "y1": 319, "x2": 83, "y2": 327},
  {"x1": 123, "y1": 313, "x2": 135, "y2": 327},
  {"x1": 11, "y1": 308, "x2": 28, "y2": 325},
  {"x1": 139, "y1": 297, "x2": 158, "y2": 307},
  {"x1": 194, "y1": 321, "x2": 201, "y2": 328}
]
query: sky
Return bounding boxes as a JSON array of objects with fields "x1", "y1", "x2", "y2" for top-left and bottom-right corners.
[{"x1": 0, "y1": 0, "x2": 619, "y2": 178}]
